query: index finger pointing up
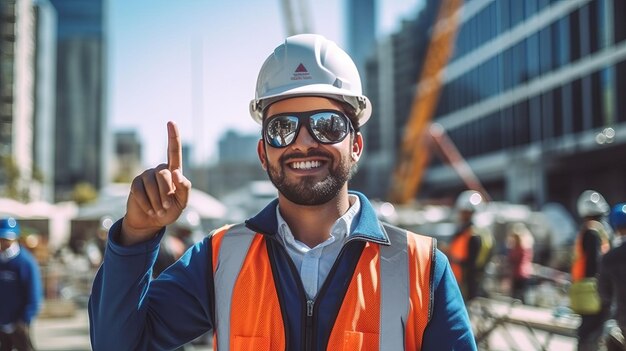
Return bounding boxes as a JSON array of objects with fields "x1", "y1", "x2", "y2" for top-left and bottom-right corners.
[{"x1": 167, "y1": 121, "x2": 182, "y2": 172}]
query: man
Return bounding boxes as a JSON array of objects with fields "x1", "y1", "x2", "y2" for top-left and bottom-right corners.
[
  {"x1": 599, "y1": 203, "x2": 626, "y2": 350},
  {"x1": 572, "y1": 190, "x2": 611, "y2": 351},
  {"x1": 89, "y1": 34, "x2": 476, "y2": 350},
  {"x1": 445, "y1": 190, "x2": 492, "y2": 301},
  {"x1": 0, "y1": 218, "x2": 42, "y2": 351}
]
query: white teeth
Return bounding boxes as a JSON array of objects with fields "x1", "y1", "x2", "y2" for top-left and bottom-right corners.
[{"x1": 291, "y1": 161, "x2": 321, "y2": 169}]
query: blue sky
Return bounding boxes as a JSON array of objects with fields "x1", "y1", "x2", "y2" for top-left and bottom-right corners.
[{"x1": 109, "y1": 0, "x2": 423, "y2": 167}]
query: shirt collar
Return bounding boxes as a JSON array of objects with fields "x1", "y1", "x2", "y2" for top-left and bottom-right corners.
[
  {"x1": 276, "y1": 194, "x2": 361, "y2": 246},
  {"x1": 0, "y1": 241, "x2": 20, "y2": 262}
]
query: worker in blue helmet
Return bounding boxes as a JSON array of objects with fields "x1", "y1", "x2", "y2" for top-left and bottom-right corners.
[
  {"x1": 0, "y1": 217, "x2": 43, "y2": 351},
  {"x1": 598, "y1": 203, "x2": 626, "y2": 351}
]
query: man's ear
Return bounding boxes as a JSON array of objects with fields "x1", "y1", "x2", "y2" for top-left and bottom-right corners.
[
  {"x1": 257, "y1": 139, "x2": 268, "y2": 170},
  {"x1": 351, "y1": 132, "x2": 363, "y2": 162}
]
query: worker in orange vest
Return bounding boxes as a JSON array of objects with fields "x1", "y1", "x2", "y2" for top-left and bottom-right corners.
[
  {"x1": 446, "y1": 190, "x2": 493, "y2": 302},
  {"x1": 88, "y1": 34, "x2": 476, "y2": 350},
  {"x1": 572, "y1": 190, "x2": 611, "y2": 351}
]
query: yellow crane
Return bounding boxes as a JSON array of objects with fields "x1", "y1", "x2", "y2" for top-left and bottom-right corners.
[{"x1": 388, "y1": 0, "x2": 489, "y2": 204}]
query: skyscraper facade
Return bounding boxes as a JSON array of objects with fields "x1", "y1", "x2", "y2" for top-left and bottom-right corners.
[
  {"x1": 49, "y1": 0, "x2": 108, "y2": 201},
  {"x1": 358, "y1": 0, "x2": 626, "y2": 212},
  {"x1": 346, "y1": 0, "x2": 376, "y2": 85},
  {"x1": 430, "y1": 0, "x2": 626, "y2": 208},
  {"x1": 0, "y1": 0, "x2": 36, "y2": 200}
]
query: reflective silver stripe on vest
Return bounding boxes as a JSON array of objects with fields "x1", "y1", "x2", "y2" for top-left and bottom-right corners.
[
  {"x1": 213, "y1": 224, "x2": 256, "y2": 351},
  {"x1": 379, "y1": 224, "x2": 410, "y2": 351}
]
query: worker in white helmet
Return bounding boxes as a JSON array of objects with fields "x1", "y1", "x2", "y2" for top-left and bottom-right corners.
[
  {"x1": 445, "y1": 190, "x2": 493, "y2": 302},
  {"x1": 89, "y1": 34, "x2": 475, "y2": 350},
  {"x1": 571, "y1": 190, "x2": 611, "y2": 351}
]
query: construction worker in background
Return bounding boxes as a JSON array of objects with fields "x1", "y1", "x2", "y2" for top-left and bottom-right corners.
[
  {"x1": 599, "y1": 203, "x2": 626, "y2": 351},
  {"x1": 445, "y1": 190, "x2": 493, "y2": 302},
  {"x1": 89, "y1": 34, "x2": 476, "y2": 350},
  {"x1": 506, "y1": 222, "x2": 534, "y2": 303},
  {"x1": 571, "y1": 190, "x2": 611, "y2": 351},
  {"x1": 0, "y1": 218, "x2": 42, "y2": 351}
]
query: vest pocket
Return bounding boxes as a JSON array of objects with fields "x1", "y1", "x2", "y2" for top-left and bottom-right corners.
[
  {"x1": 233, "y1": 335, "x2": 270, "y2": 351},
  {"x1": 342, "y1": 331, "x2": 379, "y2": 351}
]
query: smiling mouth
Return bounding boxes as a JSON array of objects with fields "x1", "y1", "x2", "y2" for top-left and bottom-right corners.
[{"x1": 288, "y1": 160, "x2": 324, "y2": 170}]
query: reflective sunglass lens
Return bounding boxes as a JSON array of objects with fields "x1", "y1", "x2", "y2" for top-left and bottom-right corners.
[
  {"x1": 266, "y1": 116, "x2": 298, "y2": 147},
  {"x1": 310, "y1": 113, "x2": 349, "y2": 143}
]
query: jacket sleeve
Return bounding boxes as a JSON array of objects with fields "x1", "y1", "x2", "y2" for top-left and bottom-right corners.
[
  {"x1": 88, "y1": 219, "x2": 214, "y2": 351},
  {"x1": 422, "y1": 250, "x2": 477, "y2": 350},
  {"x1": 21, "y1": 252, "x2": 43, "y2": 324}
]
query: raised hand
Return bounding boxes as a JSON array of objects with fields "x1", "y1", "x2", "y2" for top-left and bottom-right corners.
[{"x1": 120, "y1": 121, "x2": 192, "y2": 246}]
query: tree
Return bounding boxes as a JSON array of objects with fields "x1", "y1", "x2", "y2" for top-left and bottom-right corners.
[
  {"x1": 72, "y1": 182, "x2": 98, "y2": 205},
  {"x1": 1, "y1": 155, "x2": 21, "y2": 200}
]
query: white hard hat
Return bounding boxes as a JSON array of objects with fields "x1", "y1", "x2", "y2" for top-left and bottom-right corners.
[
  {"x1": 455, "y1": 190, "x2": 485, "y2": 212},
  {"x1": 249, "y1": 34, "x2": 372, "y2": 126},
  {"x1": 577, "y1": 190, "x2": 609, "y2": 217}
]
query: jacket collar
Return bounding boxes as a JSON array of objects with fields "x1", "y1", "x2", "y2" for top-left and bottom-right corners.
[{"x1": 245, "y1": 191, "x2": 390, "y2": 246}]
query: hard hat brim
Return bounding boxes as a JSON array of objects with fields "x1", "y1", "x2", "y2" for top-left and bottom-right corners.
[
  {"x1": 250, "y1": 84, "x2": 371, "y2": 126},
  {"x1": 0, "y1": 230, "x2": 18, "y2": 240}
]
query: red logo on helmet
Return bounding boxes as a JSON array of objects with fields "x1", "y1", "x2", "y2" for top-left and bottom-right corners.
[{"x1": 292, "y1": 63, "x2": 312, "y2": 80}]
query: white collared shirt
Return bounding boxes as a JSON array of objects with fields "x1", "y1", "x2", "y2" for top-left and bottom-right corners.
[
  {"x1": 276, "y1": 195, "x2": 361, "y2": 299},
  {"x1": 0, "y1": 241, "x2": 20, "y2": 263}
]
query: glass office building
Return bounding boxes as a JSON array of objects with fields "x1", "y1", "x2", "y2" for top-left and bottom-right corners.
[
  {"x1": 49, "y1": 0, "x2": 107, "y2": 201},
  {"x1": 360, "y1": 0, "x2": 626, "y2": 210},
  {"x1": 431, "y1": 0, "x2": 626, "y2": 208}
]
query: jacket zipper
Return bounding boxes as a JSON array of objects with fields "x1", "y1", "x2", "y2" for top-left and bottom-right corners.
[
  {"x1": 303, "y1": 238, "x2": 362, "y2": 351},
  {"x1": 277, "y1": 238, "x2": 358, "y2": 351},
  {"x1": 305, "y1": 299, "x2": 314, "y2": 351},
  {"x1": 245, "y1": 223, "x2": 365, "y2": 351}
]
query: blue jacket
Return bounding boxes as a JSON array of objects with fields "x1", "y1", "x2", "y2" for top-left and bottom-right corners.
[
  {"x1": 89, "y1": 192, "x2": 476, "y2": 350},
  {"x1": 0, "y1": 246, "x2": 43, "y2": 325}
]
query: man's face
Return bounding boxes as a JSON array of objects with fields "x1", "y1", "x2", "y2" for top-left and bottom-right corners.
[
  {"x1": 0, "y1": 238, "x2": 14, "y2": 251},
  {"x1": 257, "y1": 97, "x2": 363, "y2": 206}
]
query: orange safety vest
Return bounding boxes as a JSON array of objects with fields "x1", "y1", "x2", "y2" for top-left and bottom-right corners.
[
  {"x1": 209, "y1": 223, "x2": 435, "y2": 351},
  {"x1": 448, "y1": 227, "x2": 473, "y2": 284},
  {"x1": 571, "y1": 220, "x2": 610, "y2": 282}
]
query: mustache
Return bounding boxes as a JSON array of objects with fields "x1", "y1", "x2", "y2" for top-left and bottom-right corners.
[{"x1": 280, "y1": 149, "x2": 332, "y2": 163}]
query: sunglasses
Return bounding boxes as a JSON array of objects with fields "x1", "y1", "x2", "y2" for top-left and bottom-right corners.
[{"x1": 263, "y1": 110, "x2": 354, "y2": 148}]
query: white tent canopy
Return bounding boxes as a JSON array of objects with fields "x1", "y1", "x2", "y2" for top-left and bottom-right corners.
[
  {"x1": 0, "y1": 198, "x2": 78, "y2": 250},
  {"x1": 77, "y1": 183, "x2": 228, "y2": 221}
]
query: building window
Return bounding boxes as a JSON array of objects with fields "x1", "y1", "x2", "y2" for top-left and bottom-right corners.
[
  {"x1": 614, "y1": 0, "x2": 626, "y2": 43},
  {"x1": 541, "y1": 90, "x2": 553, "y2": 140},
  {"x1": 539, "y1": 26, "x2": 553, "y2": 75},
  {"x1": 498, "y1": 0, "x2": 511, "y2": 33},
  {"x1": 514, "y1": 100, "x2": 530, "y2": 146},
  {"x1": 553, "y1": 87, "x2": 564, "y2": 137},
  {"x1": 587, "y1": 1, "x2": 600, "y2": 54},
  {"x1": 572, "y1": 79, "x2": 583, "y2": 133},
  {"x1": 526, "y1": 33, "x2": 540, "y2": 81},
  {"x1": 617, "y1": 60, "x2": 626, "y2": 123},
  {"x1": 556, "y1": 17, "x2": 571, "y2": 67},
  {"x1": 591, "y1": 71, "x2": 603, "y2": 129},
  {"x1": 501, "y1": 106, "x2": 514, "y2": 148},
  {"x1": 569, "y1": 10, "x2": 582, "y2": 62}
]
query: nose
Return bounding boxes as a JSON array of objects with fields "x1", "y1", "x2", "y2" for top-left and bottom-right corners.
[{"x1": 292, "y1": 124, "x2": 319, "y2": 151}]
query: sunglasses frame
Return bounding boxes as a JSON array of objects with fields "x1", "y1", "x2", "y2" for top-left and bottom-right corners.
[{"x1": 262, "y1": 109, "x2": 354, "y2": 148}]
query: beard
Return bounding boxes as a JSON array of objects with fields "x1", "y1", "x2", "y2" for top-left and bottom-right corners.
[{"x1": 265, "y1": 149, "x2": 354, "y2": 206}]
